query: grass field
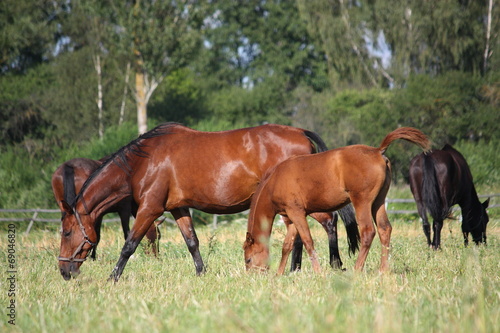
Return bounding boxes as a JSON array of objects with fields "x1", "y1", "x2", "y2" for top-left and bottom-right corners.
[{"x1": 1, "y1": 209, "x2": 499, "y2": 332}]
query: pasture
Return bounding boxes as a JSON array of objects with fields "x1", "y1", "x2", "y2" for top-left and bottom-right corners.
[{"x1": 1, "y1": 197, "x2": 499, "y2": 333}]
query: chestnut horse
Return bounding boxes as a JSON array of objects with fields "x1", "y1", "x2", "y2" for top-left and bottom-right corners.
[
  {"x1": 244, "y1": 127, "x2": 430, "y2": 274},
  {"x1": 58, "y1": 123, "x2": 358, "y2": 281},
  {"x1": 409, "y1": 144, "x2": 489, "y2": 249},
  {"x1": 52, "y1": 158, "x2": 160, "y2": 258}
]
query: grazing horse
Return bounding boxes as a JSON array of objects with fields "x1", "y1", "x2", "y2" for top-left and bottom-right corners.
[
  {"x1": 58, "y1": 123, "x2": 358, "y2": 281},
  {"x1": 244, "y1": 127, "x2": 430, "y2": 274},
  {"x1": 409, "y1": 144, "x2": 489, "y2": 249},
  {"x1": 52, "y1": 158, "x2": 160, "y2": 258}
]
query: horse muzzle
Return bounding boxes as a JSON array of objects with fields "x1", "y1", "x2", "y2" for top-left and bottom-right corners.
[{"x1": 59, "y1": 260, "x2": 82, "y2": 280}]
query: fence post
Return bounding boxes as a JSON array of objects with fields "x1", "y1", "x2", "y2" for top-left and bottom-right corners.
[{"x1": 25, "y1": 210, "x2": 39, "y2": 235}]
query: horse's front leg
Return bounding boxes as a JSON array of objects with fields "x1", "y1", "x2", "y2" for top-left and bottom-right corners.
[
  {"x1": 171, "y1": 208, "x2": 205, "y2": 275},
  {"x1": 278, "y1": 216, "x2": 299, "y2": 275},
  {"x1": 109, "y1": 209, "x2": 162, "y2": 282},
  {"x1": 91, "y1": 216, "x2": 103, "y2": 260}
]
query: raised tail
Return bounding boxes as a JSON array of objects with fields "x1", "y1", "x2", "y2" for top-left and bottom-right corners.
[
  {"x1": 62, "y1": 164, "x2": 77, "y2": 206},
  {"x1": 422, "y1": 153, "x2": 449, "y2": 221},
  {"x1": 304, "y1": 130, "x2": 328, "y2": 152},
  {"x1": 379, "y1": 127, "x2": 431, "y2": 154},
  {"x1": 337, "y1": 204, "x2": 360, "y2": 255}
]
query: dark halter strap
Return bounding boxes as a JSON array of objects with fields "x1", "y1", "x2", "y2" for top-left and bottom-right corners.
[{"x1": 57, "y1": 209, "x2": 96, "y2": 263}]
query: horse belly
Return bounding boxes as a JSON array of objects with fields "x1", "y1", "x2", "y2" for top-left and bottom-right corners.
[{"x1": 166, "y1": 176, "x2": 258, "y2": 215}]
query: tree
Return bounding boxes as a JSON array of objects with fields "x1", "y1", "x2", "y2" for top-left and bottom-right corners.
[
  {"x1": 368, "y1": 0, "x2": 495, "y2": 85},
  {"x1": 297, "y1": 0, "x2": 390, "y2": 89},
  {"x1": 0, "y1": 0, "x2": 66, "y2": 74},
  {"x1": 110, "y1": 0, "x2": 203, "y2": 134}
]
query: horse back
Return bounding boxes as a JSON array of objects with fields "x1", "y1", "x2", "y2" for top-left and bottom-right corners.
[
  {"x1": 262, "y1": 145, "x2": 386, "y2": 214},
  {"x1": 128, "y1": 124, "x2": 318, "y2": 213},
  {"x1": 410, "y1": 145, "x2": 473, "y2": 217}
]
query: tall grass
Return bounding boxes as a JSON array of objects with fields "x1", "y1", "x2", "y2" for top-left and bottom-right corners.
[{"x1": 1, "y1": 216, "x2": 499, "y2": 333}]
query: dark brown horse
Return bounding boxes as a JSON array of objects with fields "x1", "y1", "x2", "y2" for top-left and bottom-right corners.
[
  {"x1": 244, "y1": 127, "x2": 430, "y2": 274},
  {"x1": 52, "y1": 158, "x2": 159, "y2": 259},
  {"x1": 58, "y1": 123, "x2": 358, "y2": 281},
  {"x1": 409, "y1": 144, "x2": 489, "y2": 249}
]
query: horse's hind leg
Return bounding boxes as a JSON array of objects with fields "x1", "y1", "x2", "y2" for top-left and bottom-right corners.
[
  {"x1": 287, "y1": 210, "x2": 321, "y2": 273},
  {"x1": 311, "y1": 212, "x2": 342, "y2": 269},
  {"x1": 352, "y1": 200, "x2": 376, "y2": 272},
  {"x1": 415, "y1": 201, "x2": 432, "y2": 247},
  {"x1": 432, "y1": 219, "x2": 444, "y2": 250},
  {"x1": 372, "y1": 198, "x2": 392, "y2": 272},
  {"x1": 277, "y1": 217, "x2": 299, "y2": 275},
  {"x1": 171, "y1": 208, "x2": 205, "y2": 275}
]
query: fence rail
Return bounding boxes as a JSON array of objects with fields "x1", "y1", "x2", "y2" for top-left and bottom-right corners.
[{"x1": 1, "y1": 194, "x2": 498, "y2": 234}]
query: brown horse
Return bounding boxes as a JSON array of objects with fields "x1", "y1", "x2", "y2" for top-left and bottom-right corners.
[
  {"x1": 58, "y1": 123, "x2": 358, "y2": 281},
  {"x1": 52, "y1": 158, "x2": 159, "y2": 258},
  {"x1": 409, "y1": 144, "x2": 489, "y2": 249},
  {"x1": 244, "y1": 127, "x2": 430, "y2": 274}
]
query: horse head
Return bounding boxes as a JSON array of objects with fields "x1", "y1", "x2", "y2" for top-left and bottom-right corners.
[
  {"x1": 58, "y1": 200, "x2": 97, "y2": 280},
  {"x1": 243, "y1": 232, "x2": 269, "y2": 272},
  {"x1": 465, "y1": 198, "x2": 490, "y2": 246}
]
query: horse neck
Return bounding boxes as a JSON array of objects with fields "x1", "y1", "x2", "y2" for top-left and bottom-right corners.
[
  {"x1": 76, "y1": 163, "x2": 132, "y2": 218},
  {"x1": 247, "y1": 187, "x2": 275, "y2": 245},
  {"x1": 459, "y1": 184, "x2": 483, "y2": 221}
]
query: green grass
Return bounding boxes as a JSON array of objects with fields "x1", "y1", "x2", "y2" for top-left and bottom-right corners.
[{"x1": 1, "y1": 215, "x2": 499, "y2": 333}]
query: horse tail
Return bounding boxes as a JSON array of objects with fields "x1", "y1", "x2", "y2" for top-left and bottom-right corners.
[
  {"x1": 62, "y1": 164, "x2": 77, "y2": 206},
  {"x1": 337, "y1": 204, "x2": 360, "y2": 255},
  {"x1": 378, "y1": 127, "x2": 431, "y2": 154},
  {"x1": 422, "y1": 154, "x2": 449, "y2": 221},
  {"x1": 304, "y1": 130, "x2": 328, "y2": 152}
]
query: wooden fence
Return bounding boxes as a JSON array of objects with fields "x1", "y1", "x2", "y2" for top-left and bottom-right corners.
[{"x1": 1, "y1": 194, "x2": 498, "y2": 234}]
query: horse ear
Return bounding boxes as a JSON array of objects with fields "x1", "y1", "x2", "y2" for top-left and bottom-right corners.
[
  {"x1": 482, "y1": 198, "x2": 490, "y2": 209},
  {"x1": 60, "y1": 200, "x2": 74, "y2": 215}
]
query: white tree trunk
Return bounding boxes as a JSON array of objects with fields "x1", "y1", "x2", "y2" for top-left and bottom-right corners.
[
  {"x1": 94, "y1": 54, "x2": 104, "y2": 140},
  {"x1": 135, "y1": 70, "x2": 148, "y2": 135},
  {"x1": 483, "y1": 0, "x2": 493, "y2": 73},
  {"x1": 119, "y1": 62, "x2": 131, "y2": 126}
]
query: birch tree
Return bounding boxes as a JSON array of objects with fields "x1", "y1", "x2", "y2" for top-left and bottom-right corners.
[{"x1": 111, "y1": 0, "x2": 202, "y2": 134}]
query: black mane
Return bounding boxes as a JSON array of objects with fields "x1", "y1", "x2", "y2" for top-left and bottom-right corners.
[{"x1": 74, "y1": 122, "x2": 183, "y2": 205}]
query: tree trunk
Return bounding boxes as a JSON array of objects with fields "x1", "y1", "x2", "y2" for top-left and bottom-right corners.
[
  {"x1": 119, "y1": 62, "x2": 131, "y2": 126},
  {"x1": 94, "y1": 54, "x2": 104, "y2": 140},
  {"x1": 135, "y1": 69, "x2": 148, "y2": 135},
  {"x1": 483, "y1": 0, "x2": 493, "y2": 73}
]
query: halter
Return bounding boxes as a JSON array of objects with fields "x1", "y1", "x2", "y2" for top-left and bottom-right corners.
[{"x1": 57, "y1": 209, "x2": 96, "y2": 263}]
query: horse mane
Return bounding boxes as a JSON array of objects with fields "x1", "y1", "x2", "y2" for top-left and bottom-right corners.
[
  {"x1": 379, "y1": 127, "x2": 431, "y2": 154},
  {"x1": 63, "y1": 164, "x2": 77, "y2": 206},
  {"x1": 74, "y1": 122, "x2": 183, "y2": 205}
]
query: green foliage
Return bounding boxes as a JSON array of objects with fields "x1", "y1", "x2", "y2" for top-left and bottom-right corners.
[
  {"x1": 0, "y1": 0, "x2": 64, "y2": 73},
  {"x1": 453, "y1": 140, "x2": 500, "y2": 188},
  {"x1": 1, "y1": 219, "x2": 499, "y2": 332},
  {"x1": 0, "y1": 1, "x2": 499, "y2": 207},
  {"x1": 148, "y1": 68, "x2": 206, "y2": 124},
  {"x1": 392, "y1": 72, "x2": 500, "y2": 144},
  {"x1": 0, "y1": 123, "x2": 139, "y2": 209}
]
